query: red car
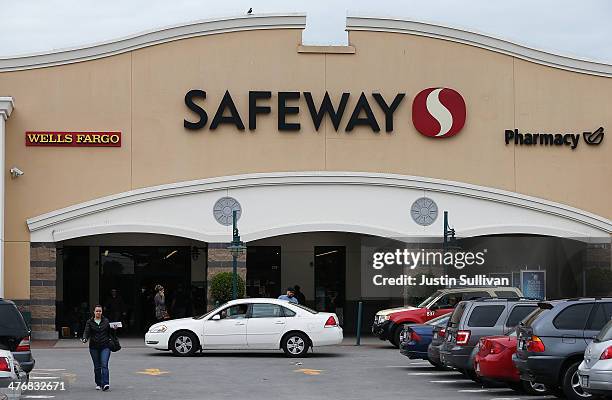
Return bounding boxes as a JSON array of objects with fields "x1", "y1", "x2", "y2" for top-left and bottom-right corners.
[{"x1": 474, "y1": 333, "x2": 549, "y2": 395}]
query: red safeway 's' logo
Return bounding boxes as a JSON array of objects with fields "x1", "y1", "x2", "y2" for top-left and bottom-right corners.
[{"x1": 412, "y1": 87, "x2": 466, "y2": 138}]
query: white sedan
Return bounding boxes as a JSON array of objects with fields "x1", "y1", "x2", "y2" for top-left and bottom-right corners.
[
  {"x1": 145, "y1": 298, "x2": 343, "y2": 357},
  {"x1": 0, "y1": 349, "x2": 27, "y2": 399}
]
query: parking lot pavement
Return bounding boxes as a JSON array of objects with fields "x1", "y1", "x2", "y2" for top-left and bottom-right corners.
[{"x1": 20, "y1": 338, "x2": 558, "y2": 400}]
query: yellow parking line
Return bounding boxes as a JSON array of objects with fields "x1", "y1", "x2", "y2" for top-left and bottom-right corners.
[
  {"x1": 136, "y1": 368, "x2": 170, "y2": 376},
  {"x1": 294, "y1": 368, "x2": 324, "y2": 376}
]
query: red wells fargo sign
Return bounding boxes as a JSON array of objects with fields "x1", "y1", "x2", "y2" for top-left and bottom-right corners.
[{"x1": 25, "y1": 131, "x2": 121, "y2": 147}]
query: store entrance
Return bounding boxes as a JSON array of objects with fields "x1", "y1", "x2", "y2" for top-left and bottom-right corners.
[
  {"x1": 99, "y1": 246, "x2": 191, "y2": 334},
  {"x1": 314, "y1": 246, "x2": 346, "y2": 323},
  {"x1": 246, "y1": 246, "x2": 281, "y2": 298}
]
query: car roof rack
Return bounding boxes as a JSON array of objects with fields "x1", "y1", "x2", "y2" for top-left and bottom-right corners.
[{"x1": 474, "y1": 297, "x2": 540, "y2": 302}]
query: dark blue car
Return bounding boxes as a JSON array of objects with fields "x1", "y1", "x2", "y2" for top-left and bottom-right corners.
[{"x1": 399, "y1": 313, "x2": 451, "y2": 361}]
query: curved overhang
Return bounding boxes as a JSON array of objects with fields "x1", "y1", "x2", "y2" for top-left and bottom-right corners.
[
  {"x1": 26, "y1": 172, "x2": 612, "y2": 243},
  {"x1": 0, "y1": 13, "x2": 306, "y2": 72},
  {"x1": 347, "y1": 16, "x2": 612, "y2": 78}
]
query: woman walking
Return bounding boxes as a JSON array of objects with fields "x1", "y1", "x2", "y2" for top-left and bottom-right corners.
[
  {"x1": 154, "y1": 284, "x2": 170, "y2": 321},
  {"x1": 82, "y1": 305, "x2": 115, "y2": 391}
]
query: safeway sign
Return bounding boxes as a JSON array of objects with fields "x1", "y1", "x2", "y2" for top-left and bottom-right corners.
[{"x1": 183, "y1": 88, "x2": 466, "y2": 138}]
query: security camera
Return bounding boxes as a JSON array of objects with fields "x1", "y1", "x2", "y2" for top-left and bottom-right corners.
[{"x1": 9, "y1": 167, "x2": 24, "y2": 178}]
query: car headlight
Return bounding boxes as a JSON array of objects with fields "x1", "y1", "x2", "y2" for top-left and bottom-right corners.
[{"x1": 149, "y1": 325, "x2": 168, "y2": 333}]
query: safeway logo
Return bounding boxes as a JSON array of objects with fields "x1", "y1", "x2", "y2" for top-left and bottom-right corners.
[{"x1": 412, "y1": 87, "x2": 466, "y2": 138}]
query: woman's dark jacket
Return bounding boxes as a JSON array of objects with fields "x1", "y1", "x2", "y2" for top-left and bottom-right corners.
[{"x1": 83, "y1": 317, "x2": 112, "y2": 349}]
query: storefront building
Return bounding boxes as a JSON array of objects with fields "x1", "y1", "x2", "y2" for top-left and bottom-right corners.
[{"x1": 0, "y1": 14, "x2": 610, "y2": 338}]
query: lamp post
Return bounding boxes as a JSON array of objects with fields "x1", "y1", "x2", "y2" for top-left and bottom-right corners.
[
  {"x1": 443, "y1": 211, "x2": 458, "y2": 288},
  {"x1": 228, "y1": 210, "x2": 246, "y2": 300}
]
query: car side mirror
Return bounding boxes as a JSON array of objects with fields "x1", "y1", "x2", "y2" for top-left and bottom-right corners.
[{"x1": 211, "y1": 314, "x2": 221, "y2": 321}]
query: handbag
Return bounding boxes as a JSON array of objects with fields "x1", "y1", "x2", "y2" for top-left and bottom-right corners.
[{"x1": 108, "y1": 331, "x2": 121, "y2": 352}]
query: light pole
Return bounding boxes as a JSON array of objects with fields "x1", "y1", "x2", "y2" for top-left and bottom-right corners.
[
  {"x1": 443, "y1": 211, "x2": 457, "y2": 288},
  {"x1": 228, "y1": 210, "x2": 246, "y2": 300}
]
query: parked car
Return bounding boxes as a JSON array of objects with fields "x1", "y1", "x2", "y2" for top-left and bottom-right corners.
[
  {"x1": 145, "y1": 298, "x2": 343, "y2": 357},
  {"x1": 427, "y1": 319, "x2": 449, "y2": 369},
  {"x1": 440, "y1": 297, "x2": 539, "y2": 380},
  {"x1": 578, "y1": 318, "x2": 612, "y2": 397},
  {"x1": 514, "y1": 298, "x2": 612, "y2": 400},
  {"x1": 0, "y1": 299, "x2": 34, "y2": 375},
  {"x1": 474, "y1": 332, "x2": 549, "y2": 395},
  {"x1": 0, "y1": 348, "x2": 27, "y2": 399},
  {"x1": 399, "y1": 313, "x2": 451, "y2": 363},
  {"x1": 373, "y1": 287, "x2": 523, "y2": 347}
]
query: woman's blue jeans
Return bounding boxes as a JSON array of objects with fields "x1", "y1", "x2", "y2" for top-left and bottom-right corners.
[{"x1": 89, "y1": 347, "x2": 111, "y2": 386}]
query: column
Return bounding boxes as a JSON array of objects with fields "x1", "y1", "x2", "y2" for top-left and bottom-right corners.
[
  {"x1": 0, "y1": 97, "x2": 14, "y2": 298},
  {"x1": 30, "y1": 243, "x2": 58, "y2": 339}
]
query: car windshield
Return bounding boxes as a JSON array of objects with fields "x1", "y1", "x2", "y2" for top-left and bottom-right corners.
[
  {"x1": 449, "y1": 302, "x2": 467, "y2": 327},
  {"x1": 292, "y1": 304, "x2": 318, "y2": 314},
  {"x1": 418, "y1": 290, "x2": 443, "y2": 308},
  {"x1": 193, "y1": 303, "x2": 228, "y2": 320},
  {"x1": 521, "y1": 307, "x2": 549, "y2": 327},
  {"x1": 426, "y1": 313, "x2": 451, "y2": 326},
  {"x1": 595, "y1": 320, "x2": 612, "y2": 342},
  {"x1": 0, "y1": 304, "x2": 29, "y2": 336}
]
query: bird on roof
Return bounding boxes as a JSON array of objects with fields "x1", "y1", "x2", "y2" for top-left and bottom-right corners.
[{"x1": 247, "y1": 8, "x2": 253, "y2": 15}]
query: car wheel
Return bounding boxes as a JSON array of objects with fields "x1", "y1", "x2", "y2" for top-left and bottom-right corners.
[
  {"x1": 562, "y1": 362, "x2": 592, "y2": 400},
  {"x1": 282, "y1": 332, "x2": 309, "y2": 357},
  {"x1": 170, "y1": 331, "x2": 198, "y2": 357},
  {"x1": 390, "y1": 327, "x2": 403, "y2": 349},
  {"x1": 428, "y1": 358, "x2": 445, "y2": 370},
  {"x1": 521, "y1": 380, "x2": 550, "y2": 396},
  {"x1": 458, "y1": 368, "x2": 481, "y2": 382}
]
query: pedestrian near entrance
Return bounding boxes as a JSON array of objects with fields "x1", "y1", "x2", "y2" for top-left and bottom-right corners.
[
  {"x1": 105, "y1": 288, "x2": 127, "y2": 326},
  {"x1": 293, "y1": 285, "x2": 306, "y2": 305},
  {"x1": 278, "y1": 287, "x2": 298, "y2": 304},
  {"x1": 82, "y1": 305, "x2": 117, "y2": 391},
  {"x1": 154, "y1": 284, "x2": 170, "y2": 321}
]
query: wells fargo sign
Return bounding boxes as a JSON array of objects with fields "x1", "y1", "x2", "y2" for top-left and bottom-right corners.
[{"x1": 25, "y1": 131, "x2": 121, "y2": 147}]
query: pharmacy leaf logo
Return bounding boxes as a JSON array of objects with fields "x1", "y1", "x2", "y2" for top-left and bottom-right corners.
[{"x1": 583, "y1": 127, "x2": 604, "y2": 145}]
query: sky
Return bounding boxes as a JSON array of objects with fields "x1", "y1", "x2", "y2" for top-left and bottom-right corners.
[{"x1": 1, "y1": 0, "x2": 612, "y2": 63}]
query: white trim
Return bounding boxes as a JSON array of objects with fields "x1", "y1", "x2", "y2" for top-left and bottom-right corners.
[
  {"x1": 0, "y1": 97, "x2": 11, "y2": 298},
  {"x1": 0, "y1": 14, "x2": 306, "y2": 72},
  {"x1": 346, "y1": 16, "x2": 612, "y2": 78},
  {"x1": 27, "y1": 171, "x2": 612, "y2": 239},
  {"x1": 0, "y1": 97, "x2": 14, "y2": 120}
]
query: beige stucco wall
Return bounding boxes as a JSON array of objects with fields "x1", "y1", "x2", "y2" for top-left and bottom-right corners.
[{"x1": 1, "y1": 28, "x2": 611, "y2": 299}]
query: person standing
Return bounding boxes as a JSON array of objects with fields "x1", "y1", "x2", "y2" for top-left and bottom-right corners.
[
  {"x1": 293, "y1": 285, "x2": 306, "y2": 305},
  {"x1": 154, "y1": 284, "x2": 170, "y2": 321},
  {"x1": 82, "y1": 305, "x2": 116, "y2": 391},
  {"x1": 278, "y1": 287, "x2": 298, "y2": 304},
  {"x1": 105, "y1": 289, "x2": 126, "y2": 325}
]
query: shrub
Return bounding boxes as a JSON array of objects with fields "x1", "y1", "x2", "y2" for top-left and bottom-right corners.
[{"x1": 210, "y1": 272, "x2": 245, "y2": 304}]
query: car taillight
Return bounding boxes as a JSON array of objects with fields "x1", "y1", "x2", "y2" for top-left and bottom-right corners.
[
  {"x1": 600, "y1": 346, "x2": 612, "y2": 360},
  {"x1": 16, "y1": 336, "x2": 31, "y2": 352},
  {"x1": 411, "y1": 331, "x2": 421, "y2": 343},
  {"x1": 526, "y1": 335, "x2": 545, "y2": 353},
  {"x1": 439, "y1": 328, "x2": 446, "y2": 338},
  {"x1": 456, "y1": 330, "x2": 471, "y2": 345},
  {"x1": 324, "y1": 316, "x2": 337, "y2": 327},
  {"x1": 0, "y1": 357, "x2": 10, "y2": 372}
]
